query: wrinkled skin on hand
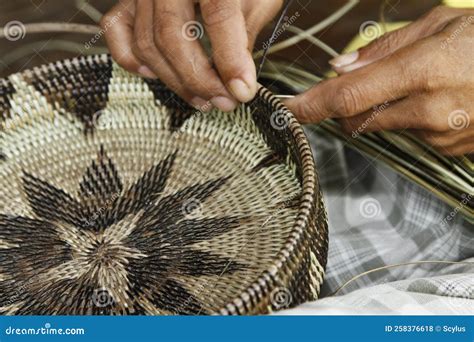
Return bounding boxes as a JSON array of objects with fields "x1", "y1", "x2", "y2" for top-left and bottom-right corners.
[
  {"x1": 286, "y1": 6, "x2": 474, "y2": 156},
  {"x1": 103, "y1": 3, "x2": 474, "y2": 156},
  {"x1": 102, "y1": 0, "x2": 283, "y2": 112}
]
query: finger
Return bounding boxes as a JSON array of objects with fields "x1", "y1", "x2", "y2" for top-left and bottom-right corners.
[
  {"x1": 412, "y1": 127, "x2": 474, "y2": 148},
  {"x1": 153, "y1": 0, "x2": 237, "y2": 111},
  {"x1": 285, "y1": 39, "x2": 435, "y2": 123},
  {"x1": 330, "y1": 6, "x2": 467, "y2": 74},
  {"x1": 243, "y1": 0, "x2": 284, "y2": 50},
  {"x1": 132, "y1": 0, "x2": 202, "y2": 107},
  {"x1": 200, "y1": 0, "x2": 257, "y2": 102},
  {"x1": 102, "y1": 0, "x2": 143, "y2": 75},
  {"x1": 338, "y1": 95, "x2": 454, "y2": 135},
  {"x1": 439, "y1": 138, "x2": 474, "y2": 156}
]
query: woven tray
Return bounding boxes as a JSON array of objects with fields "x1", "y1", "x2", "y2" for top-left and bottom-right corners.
[{"x1": 0, "y1": 54, "x2": 328, "y2": 315}]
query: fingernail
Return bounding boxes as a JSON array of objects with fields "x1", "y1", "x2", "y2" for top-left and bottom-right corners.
[
  {"x1": 329, "y1": 51, "x2": 359, "y2": 69},
  {"x1": 210, "y1": 96, "x2": 237, "y2": 112},
  {"x1": 191, "y1": 97, "x2": 213, "y2": 112},
  {"x1": 138, "y1": 65, "x2": 157, "y2": 79},
  {"x1": 190, "y1": 96, "x2": 208, "y2": 108},
  {"x1": 228, "y1": 78, "x2": 255, "y2": 103}
]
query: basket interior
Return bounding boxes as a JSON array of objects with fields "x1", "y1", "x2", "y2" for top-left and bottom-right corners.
[{"x1": 0, "y1": 55, "x2": 325, "y2": 315}]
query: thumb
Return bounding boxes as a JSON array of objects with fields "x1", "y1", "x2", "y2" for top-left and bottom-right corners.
[{"x1": 329, "y1": 6, "x2": 460, "y2": 74}]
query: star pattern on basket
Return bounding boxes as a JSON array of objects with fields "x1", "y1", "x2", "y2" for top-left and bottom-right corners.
[
  {"x1": 24, "y1": 55, "x2": 114, "y2": 134},
  {"x1": 0, "y1": 147, "x2": 243, "y2": 315},
  {"x1": 18, "y1": 55, "x2": 195, "y2": 136}
]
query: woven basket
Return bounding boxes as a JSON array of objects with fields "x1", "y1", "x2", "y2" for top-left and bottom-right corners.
[{"x1": 0, "y1": 54, "x2": 328, "y2": 315}]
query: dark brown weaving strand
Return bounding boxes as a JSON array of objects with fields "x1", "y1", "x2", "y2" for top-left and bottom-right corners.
[{"x1": 0, "y1": 55, "x2": 328, "y2": 315}]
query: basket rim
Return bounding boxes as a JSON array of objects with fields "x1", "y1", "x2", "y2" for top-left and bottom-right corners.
[
  {"x1": 219, "y1": 86, "x2": 320, "y2": 314},
  {"x1": 1, "y1": 54, "x2": 322, "y2": 315}
]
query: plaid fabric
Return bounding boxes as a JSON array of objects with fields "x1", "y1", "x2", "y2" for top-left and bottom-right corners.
[
  {"x1": 278, "y1": 271, "x2": 474, "y2": 315},
  {"x1": 286, "y1": 127, "x2": 474, "y2": 313}
]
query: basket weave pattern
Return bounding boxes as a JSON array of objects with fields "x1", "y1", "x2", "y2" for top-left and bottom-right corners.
[{"x1": 0, "y1": 55, "x2": 328, "y2": 315}]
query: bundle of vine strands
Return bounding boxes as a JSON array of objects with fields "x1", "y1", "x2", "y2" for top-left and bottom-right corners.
[
  {"x1": 258, "y1": 0, "x2": 473, "y2": 223},
  {"x1": 0, "y1": 55, "x2": 328, "y2": 315}
]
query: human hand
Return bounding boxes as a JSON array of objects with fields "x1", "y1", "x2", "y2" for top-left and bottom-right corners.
[
  {"x1": 285, "y1": 6, "x2": 474, "y2": 156},
  {"x1": 102, "y1": 0, "x2": 283, "y2": 112}
]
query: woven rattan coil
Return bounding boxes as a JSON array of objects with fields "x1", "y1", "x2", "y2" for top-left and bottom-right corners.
[{"x1": 0, "y1": 54, "x2": 328, "y2": 315}]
